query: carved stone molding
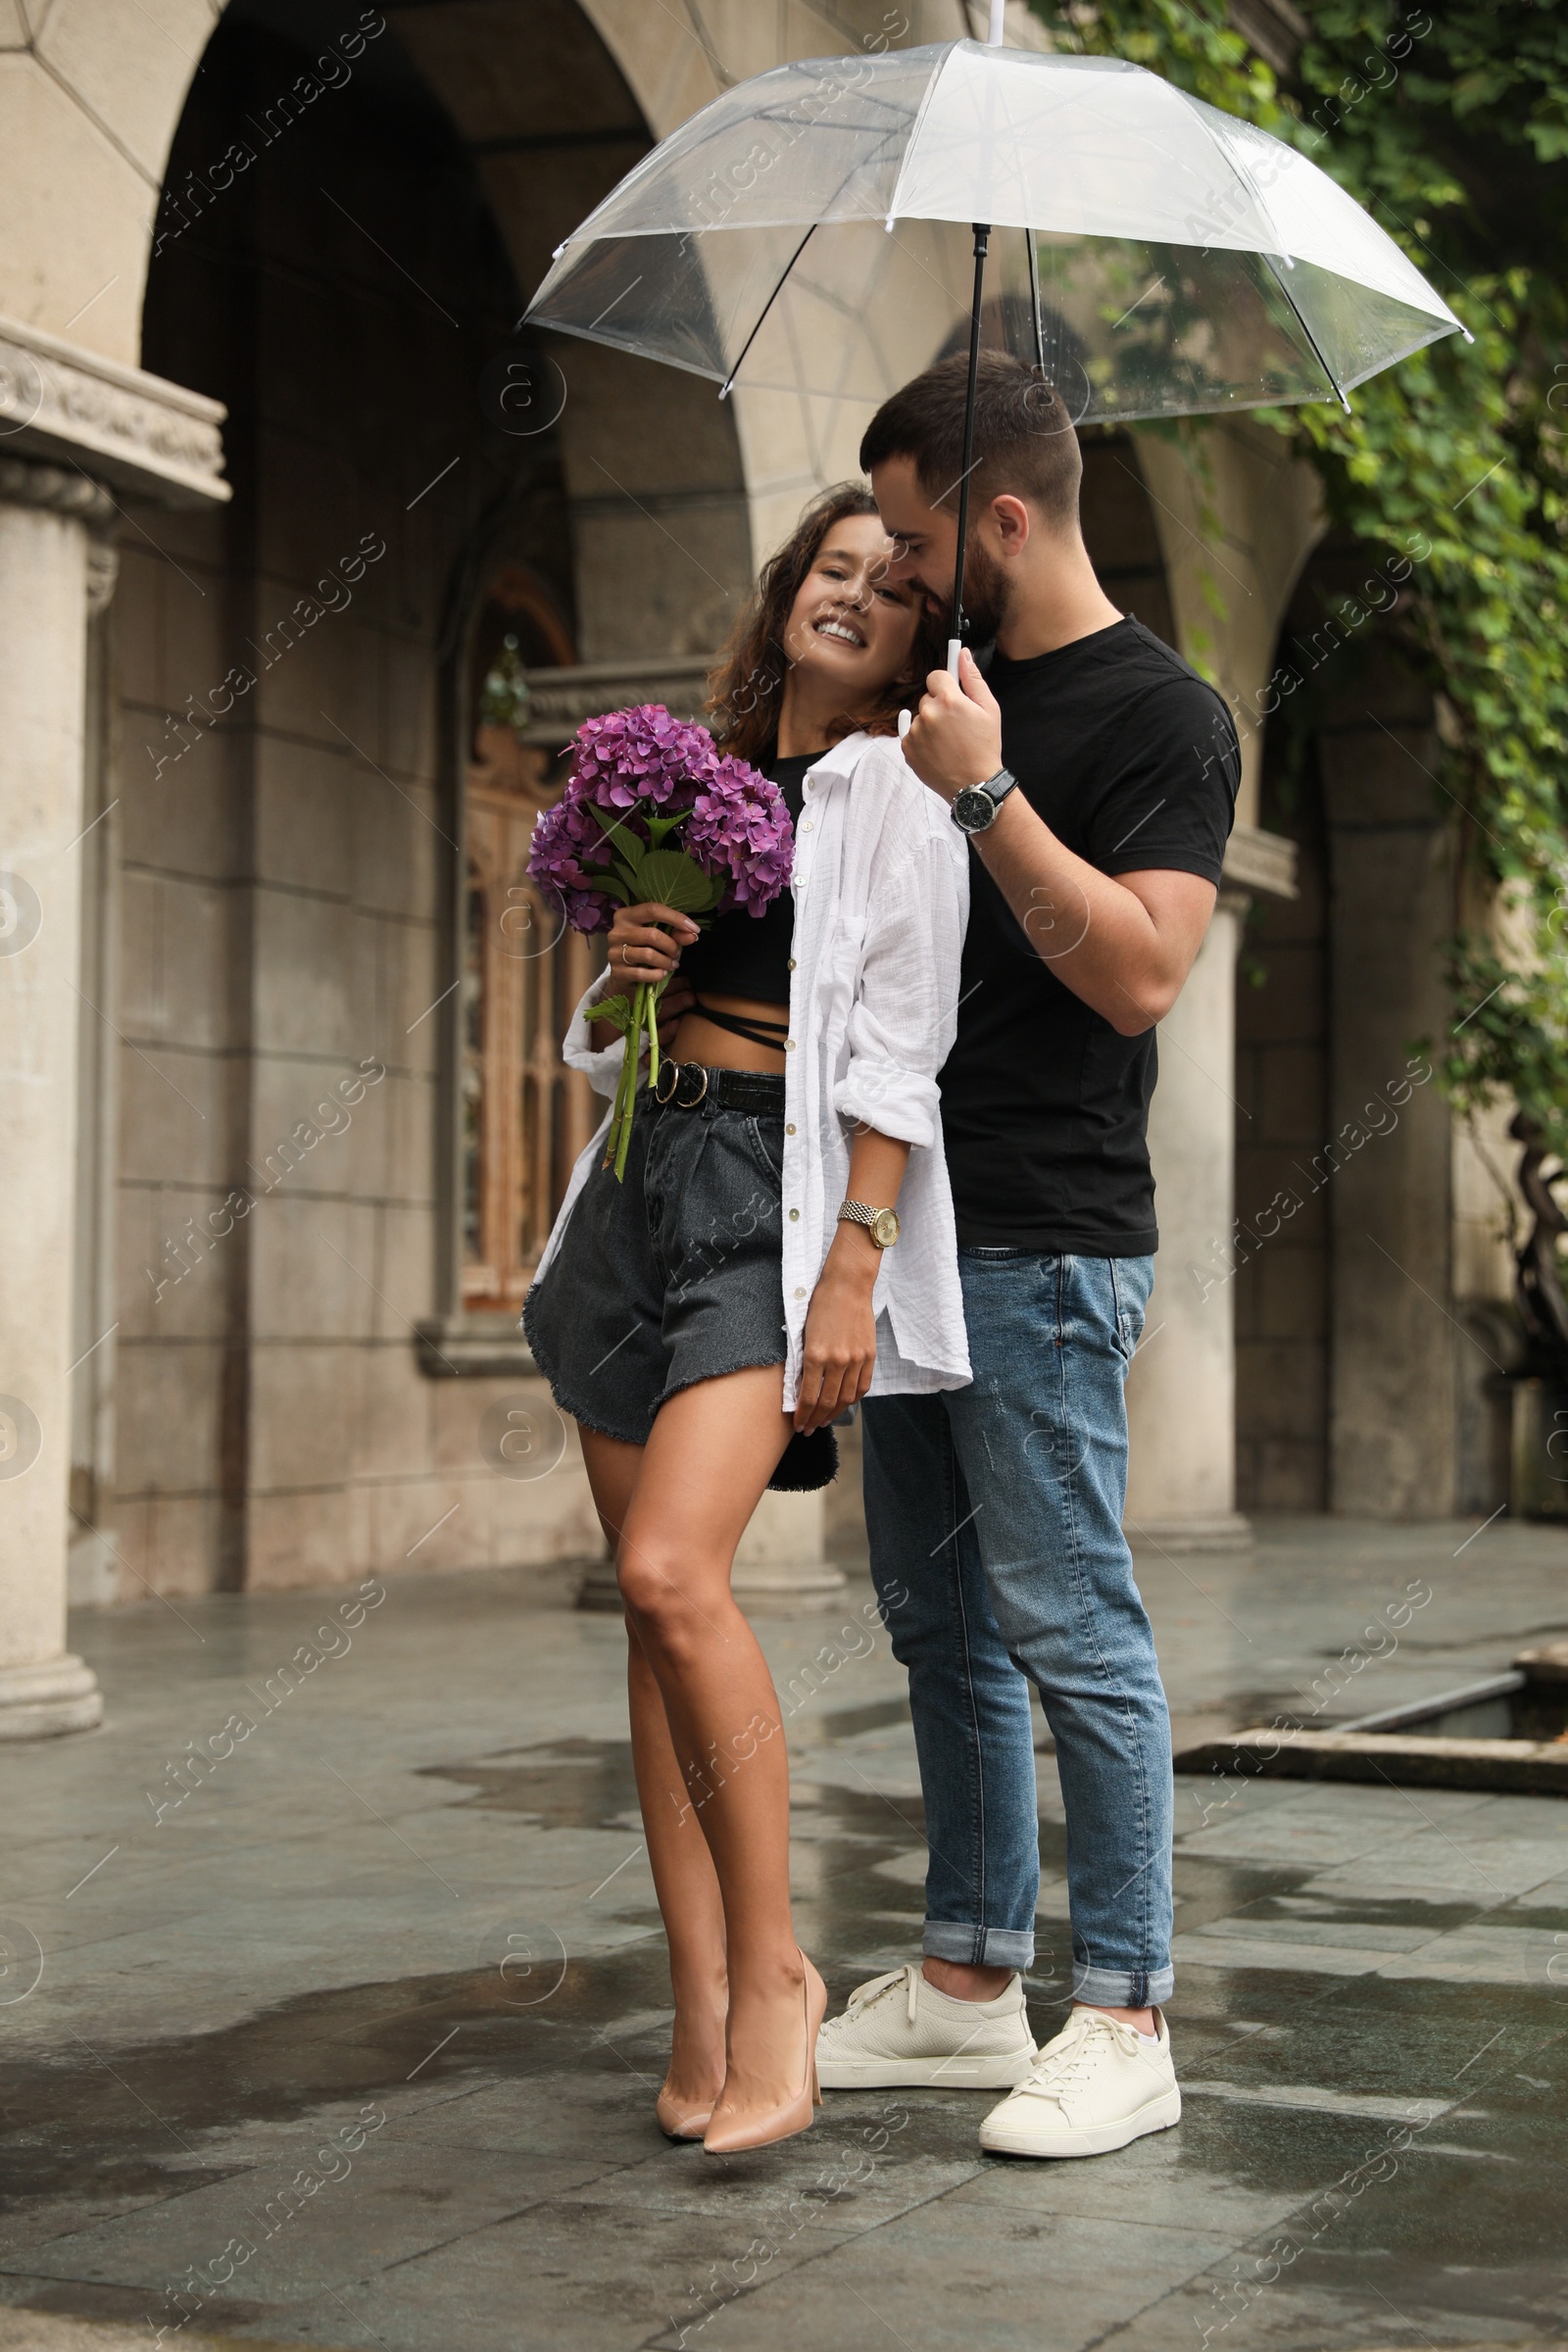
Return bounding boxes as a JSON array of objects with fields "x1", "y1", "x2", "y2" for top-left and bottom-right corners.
[
  {"x1": 0, "y1": 1653, "x2": 103, "y2": 1740},
  {"x1": 0, "y1": 459, "x2": 124, "y2": 612},
  {"x1": 518, "y1": 654, "x2": 715, "y2": 745},
  {"x1": 0, "y1": 457, "x2": 116, "y2": 523},
  {"x1": 1223, "y1": 821, "x2": 1298, "y2": 901},
  {"x1": 0, "y1": 313, "x2": 228, "y2": 509},
  {"x1": 85, "y1": 537, "x2": 121, "y2": 614},
  {"x1": 414, "y1": 1318, "x2": 538, "y2": 1379}
]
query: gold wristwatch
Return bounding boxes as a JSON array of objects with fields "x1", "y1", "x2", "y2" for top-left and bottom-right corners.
[{"x1": 838, "y1": 1200, "x2": 901, "y2": 1250}]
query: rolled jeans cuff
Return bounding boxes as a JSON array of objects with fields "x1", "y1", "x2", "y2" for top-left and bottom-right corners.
[
  {"x1": 923, "y1": 1918, "x2": 1036, "y2": 1971},
  {"x1": 1072, "y1": 1959, "x2": 1175, "y2": 2009}
]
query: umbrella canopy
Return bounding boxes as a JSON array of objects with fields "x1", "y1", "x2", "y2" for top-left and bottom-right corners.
[{"x1": 524, "y1": 40, "x2": 1462, "y2": 429}]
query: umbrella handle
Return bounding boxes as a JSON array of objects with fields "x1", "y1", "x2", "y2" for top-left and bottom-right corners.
[{"x1": 949, "y1": 222, "x2": 991, "y2": 679}]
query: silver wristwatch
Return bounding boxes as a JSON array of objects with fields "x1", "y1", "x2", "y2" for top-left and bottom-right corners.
[
  {"x1": 838, "y1": 1200, "x2": 901, "y2": 1250},
  {"x1": 951, "y1": 766, "x2": 1018, "y2": 835}
]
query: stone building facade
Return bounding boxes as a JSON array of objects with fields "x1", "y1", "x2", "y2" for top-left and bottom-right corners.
[{"x1": 0, "y1": 0, "x2": 1514, "y2": 1737}]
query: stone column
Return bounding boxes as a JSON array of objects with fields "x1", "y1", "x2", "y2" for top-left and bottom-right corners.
[
  {"x1": 0, "y1": 318, "x2": 227, "y2": 1735},
  {"x1": 1323, "y1": 714, "x2": 1456, "y2": 1515},
  {"x1": 1124, "y1": 886, "x2": 1253, "y2": 1550},
  {"x1": 1122, "y1": 421, "x2": 1312, "y2": 1553},
  {"x1": 0, "y1": 464, "x2": 110, "y2": 1734},
  {"x1": 730, "y1": 1488, "x2": 847, "y2": 1613}
]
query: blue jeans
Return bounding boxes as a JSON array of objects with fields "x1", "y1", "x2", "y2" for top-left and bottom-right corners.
[{"x1": 861, "y1": 1250, "x2": 1174, "y2": 2009}]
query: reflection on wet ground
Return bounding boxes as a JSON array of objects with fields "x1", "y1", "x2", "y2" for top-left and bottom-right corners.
[{"x1": 2, "y1": 1519, "x2": 1567, "y2": 2350}]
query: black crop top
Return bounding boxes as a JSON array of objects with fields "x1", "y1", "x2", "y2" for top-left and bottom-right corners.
[{"x1": 679, "y1": 752, "x2": 811, "y2": 1006}]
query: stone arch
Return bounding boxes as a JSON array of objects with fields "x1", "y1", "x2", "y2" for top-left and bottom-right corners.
[{"x1": 67, "y1": 0, "x2": 770, "y2": 1601}]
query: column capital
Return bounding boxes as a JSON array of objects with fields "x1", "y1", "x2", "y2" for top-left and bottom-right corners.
[
  {"x1": 0, "y1": 461, "x2": 122, "y2": 612},
  {"x1": 0, "y1": 313, "x2": 228, "y2": 510},
  {"x1": 1223, "y1": 820, "x2": 1298, "y2": 902},
  {"x1": 0, "y1": 455, "x2": 117, "y2": 523}
]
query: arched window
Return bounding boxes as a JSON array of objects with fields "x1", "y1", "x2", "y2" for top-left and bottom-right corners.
[{"x1": 461, "y1": 568, "x2": 602, "y2": 1311}]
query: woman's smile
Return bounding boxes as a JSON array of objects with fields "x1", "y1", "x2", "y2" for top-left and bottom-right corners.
[{"x1": 781, "y1": 511, "x2": 921, "y2": 692}]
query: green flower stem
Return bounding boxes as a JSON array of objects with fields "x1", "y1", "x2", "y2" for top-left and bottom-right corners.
[{"x1": 602, "y1": 977, "x2": 669, "y2": 1183}]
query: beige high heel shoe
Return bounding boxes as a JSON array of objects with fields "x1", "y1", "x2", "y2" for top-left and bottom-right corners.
[
  {"x1": 656, "y1": 2082, "x2": 715, "y2": 2140},
  {"x1": 702, "y1": 1955, "x2": 826, "y2": 2155}
]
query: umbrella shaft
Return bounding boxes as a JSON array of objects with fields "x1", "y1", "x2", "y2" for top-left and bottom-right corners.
[{"x1": 949, "y1": 222, "x2": 991, "y2": 678}]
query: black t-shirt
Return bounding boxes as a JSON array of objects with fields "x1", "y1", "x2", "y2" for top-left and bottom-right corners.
[
  {"x1": 941, "y1": 618, "x2": 1240, "y2": 1254},
  {"x1": 680, "y1": 752, "x2": 812, "y2": 1006}
]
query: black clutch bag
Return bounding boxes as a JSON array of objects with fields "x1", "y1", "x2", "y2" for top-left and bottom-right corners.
[{"x1": 767, "y1": 1425, "x2": 839, "y2": 1493}]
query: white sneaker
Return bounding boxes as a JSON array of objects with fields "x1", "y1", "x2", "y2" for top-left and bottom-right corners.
[
  {"x1": 814, "y1": 1963, "x2": 1037, "y2": 2090},
  {"x1": 977, "y1": 2005, "x2": 1181, "y2": 2158}
]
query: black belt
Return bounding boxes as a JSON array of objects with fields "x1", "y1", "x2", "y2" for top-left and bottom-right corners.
[{"x1": 651, "y1": 1060, "x2": 786, "y2": 1113}]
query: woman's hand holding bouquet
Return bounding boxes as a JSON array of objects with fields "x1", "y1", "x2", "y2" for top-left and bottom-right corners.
[{"x1": 528, "y1": 706, "x2": 793, "y2": 1178}]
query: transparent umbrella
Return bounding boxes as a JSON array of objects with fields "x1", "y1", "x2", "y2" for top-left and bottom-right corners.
[{"x1": 524, "y1": 15, "x2": 1462, "y2": 662}]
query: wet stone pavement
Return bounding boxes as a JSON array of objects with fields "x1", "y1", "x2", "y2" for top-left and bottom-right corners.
[{"x1": 2, "y1": 1516, "x2": 1567, "y2": 2352}]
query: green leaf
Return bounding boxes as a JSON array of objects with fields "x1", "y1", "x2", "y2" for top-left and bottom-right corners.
[
  {"x1": 585, "y1": 994, "x2": 636, "y2": 1035},
  {"x1": 623, "y1": 848, "x2": 729, "y2": 914},
  {"x1": 1028, "y1": 0, "x2": 1568, "y2": 1148}
]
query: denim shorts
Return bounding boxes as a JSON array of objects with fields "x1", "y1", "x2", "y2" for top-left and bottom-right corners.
[{"x1": 524, "y1": 1065, "x2": 794, "y2": 1456}]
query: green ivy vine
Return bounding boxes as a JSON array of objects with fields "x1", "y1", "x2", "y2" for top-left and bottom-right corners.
[{"x1": 1033, "y1": 0, "x2": 1568, "y2": 1163}]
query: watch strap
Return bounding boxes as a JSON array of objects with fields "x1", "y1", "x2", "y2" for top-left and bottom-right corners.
[
  {"x1": 953, "y1": 767, "x2": 1018, "y2": 834},
  {"x1": 838, "y1": 1200, "x2": 899, "y2": 1247}
]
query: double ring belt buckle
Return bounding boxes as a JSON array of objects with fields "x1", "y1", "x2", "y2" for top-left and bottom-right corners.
[{"x1": 654, "y1": 1059, "x2": 709, "y2": 1109}]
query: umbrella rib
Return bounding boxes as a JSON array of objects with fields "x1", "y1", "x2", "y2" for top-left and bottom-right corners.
[
  {"x1": 1260, "y1": 251, "x2": 1350, "y2": 414},
  {"x1": 718, "y1": 223, "x2": 815, "y2": 400},
  {"x1": 1026, "y1": 226, "x2": 1046, "y2": 371},
  {"x1": 1170, "y1": 91, "x2": 1350, "y2": 415},
  {"x1": 714, "y1": 66, "x2": 929, "y2": 410}
]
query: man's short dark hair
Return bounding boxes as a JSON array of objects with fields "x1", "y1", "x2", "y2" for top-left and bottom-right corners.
[{"x1": 858, "y1": 350, "x2": 1082, "y2": 532}]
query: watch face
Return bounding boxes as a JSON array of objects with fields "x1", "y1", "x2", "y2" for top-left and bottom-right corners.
[
  {"x1": 953, "y1": 787, "x2": 991, "y2": 834},
  {"x1": 871, "y1": 1208, "x2": 901, "y2": 1249}
]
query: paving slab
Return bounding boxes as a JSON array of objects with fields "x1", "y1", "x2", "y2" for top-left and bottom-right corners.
[{"x1": 1, "y1": 1521, "x2": 1564, "y2": 2352}]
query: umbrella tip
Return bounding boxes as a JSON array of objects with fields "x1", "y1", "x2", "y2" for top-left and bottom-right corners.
[{"x1": 987, "y1": 0, "x2": 1005, "y2": 41}]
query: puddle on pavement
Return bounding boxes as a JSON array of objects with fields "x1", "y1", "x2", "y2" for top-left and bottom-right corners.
[
  {"x1": 418, "y1": 1738, "x2": 643, "y2": 1829},
  {"x1": 0, "y1": 1739, "x2": 961, "y2": 2216},
  {"x1": 806, "y1": 1697, "x2": 912, "y2": 1742},
  {"x1": 416, "y1": 1699, "x2": 923, "y2": 1828},
  {"x1": 14, "y1": 1725, "x2": 1562, "y2": 2321}
]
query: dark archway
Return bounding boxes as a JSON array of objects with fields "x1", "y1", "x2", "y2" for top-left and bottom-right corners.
[{"x1": 108, "y1": 0, "x2": 750, "y2": 1596}]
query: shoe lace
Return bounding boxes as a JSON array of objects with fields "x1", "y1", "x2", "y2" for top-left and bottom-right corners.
[
  {"x1": 825, "y1": 1963, "x2": 922, "y2": 2034},
  {"x1": 1015, "y1": 2010, "x2": 1126, "y2": 2102}
]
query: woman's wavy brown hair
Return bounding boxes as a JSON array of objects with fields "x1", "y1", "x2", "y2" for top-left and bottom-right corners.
[{"x1": 706, "y1": 483, "x2": 942, "y2": 763}]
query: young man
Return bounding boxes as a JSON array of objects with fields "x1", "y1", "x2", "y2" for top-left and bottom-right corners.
[{"x1": 814, "y1": 352, "x2": 1239, "y2": 2159}]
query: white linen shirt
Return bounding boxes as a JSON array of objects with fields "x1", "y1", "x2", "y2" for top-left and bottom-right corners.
[{"x1": 531, "y1": 729, "x2": 972, "y2": 1409}]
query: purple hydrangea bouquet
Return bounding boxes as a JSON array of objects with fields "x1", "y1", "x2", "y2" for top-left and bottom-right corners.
[{"x1": 528, "y1": 705, "x2": 793, "y2": 1179}]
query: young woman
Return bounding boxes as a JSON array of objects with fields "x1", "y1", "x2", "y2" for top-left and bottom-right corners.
[{"x1": 524, "y1": 486, "x2": 969, "y2": 2153}]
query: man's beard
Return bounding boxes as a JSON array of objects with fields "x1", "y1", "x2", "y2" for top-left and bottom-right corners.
[{"x1": 935, "y1": 539, "x2": 1011, "y2": 645}]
